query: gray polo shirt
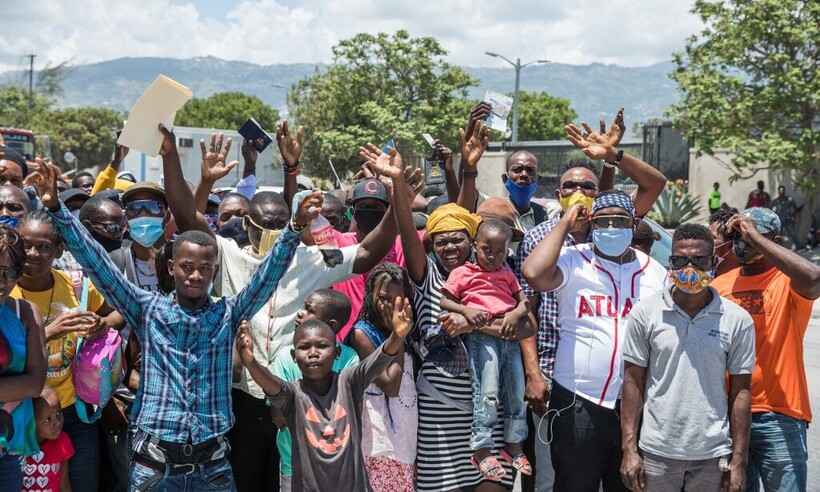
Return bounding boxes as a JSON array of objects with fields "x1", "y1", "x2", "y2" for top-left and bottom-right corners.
[{"x1": 623, "y1": 287, "x2": 755, "y2": 460}]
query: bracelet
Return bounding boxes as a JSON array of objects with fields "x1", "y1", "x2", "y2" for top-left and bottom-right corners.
[
  {"x1": 462, "y1": 169, "x2": 478, "y2": 177},
  {"x1": 289, "y1": 220, "x2": 307, "y2": 233}
]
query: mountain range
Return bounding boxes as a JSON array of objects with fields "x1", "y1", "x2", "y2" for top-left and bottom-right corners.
[{"x1": 0, "y1": 56, "x2": 680, "y2": 132}]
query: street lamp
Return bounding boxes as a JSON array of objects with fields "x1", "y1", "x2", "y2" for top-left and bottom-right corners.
[{"x1": 485, "y1": 52, "x2": 549, "y2": 143}]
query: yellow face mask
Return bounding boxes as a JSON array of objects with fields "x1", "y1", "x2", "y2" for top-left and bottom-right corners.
[
  {"x1": 245, "y1": 216, "x2": 282, "y2": 257},
  {"x1": 559, "y1": 191, "x2": 594, "y2": 212}
]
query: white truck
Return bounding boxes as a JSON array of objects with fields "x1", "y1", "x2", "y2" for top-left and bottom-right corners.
[{"x1": 118, "y1": 126, "x2": 284, "y2": 191}]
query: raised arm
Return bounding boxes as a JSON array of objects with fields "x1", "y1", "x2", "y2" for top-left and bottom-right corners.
[
  {"x1": 230, "y1": 192, "x2": 320, "y2": 325},
  {"x1": 276, "y1": 121, "x2": 303, "y2": 213},
  {"x1": 359, "y1": 144, "x2": 424, "y2": 281},
  {"x1": 436, "y1": 143, "x2": 459, "y2": 203},
  {"x1": 35, "y1": 164, "x2": 146, "y2": 331},
  {"x1": 522, "y1": 205, "x2": 583, "y2": 292},
  {"x1": 235, "y1": 139, "x2": 259, "y2": 199},
  {"x1": 91, "y1": 143, "x2": 129, "y2": 195},
  {"x1": 237, "y1": 322, "x2": 285, "y2": 396},
  {"x1": 195, "y1": 133, "x2": 239, "y2": 216},
  {"x1": 158, "y1": 125, "x2": 211, "y2": 234},
  {"x1": 457, "y1": 103, "x2": 492, "y2": 213},
  {"x1": 0, "y1": 301, "x2": 46, "y2": 401},
  {"x1": 566, "y1": 109, "x2": 666, "y2": 217},
  {"x1": 349, "y1": 296, "x2": 411, "y2": 397},
  {"x1": 728, "y1": 214, "x2": 820, "y2": 299}
]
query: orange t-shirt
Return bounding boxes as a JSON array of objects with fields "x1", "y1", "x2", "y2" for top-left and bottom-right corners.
[{"x1": 712, "y1": 267, "x2": 815, "y2": 422}]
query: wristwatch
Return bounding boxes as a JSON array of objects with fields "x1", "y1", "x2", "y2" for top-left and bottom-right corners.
[{"x1": 606, "y1": 149, "x2": 624, "y2": 167}]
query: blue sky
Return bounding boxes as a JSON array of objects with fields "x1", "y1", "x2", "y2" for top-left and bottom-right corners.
[{"x1": 0, "y1": 0, "x2": 702, "y2": 72}]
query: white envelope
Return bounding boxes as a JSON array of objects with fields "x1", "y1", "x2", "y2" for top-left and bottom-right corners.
[
  {"x1": 484, "y1": 90, "x2": 513, "y2": 133},
  {"x1": 118, "y1": 75, "x2": 192, "y2": 157}
]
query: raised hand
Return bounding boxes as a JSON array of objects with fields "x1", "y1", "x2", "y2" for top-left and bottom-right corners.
[
  {"x1": 565, "y1": 123, "x2": 618, "y2": 162},
  {"x1": 388, "y1": 296, "x2": 414, "y2": 338},
  {"x1": 29, "y1": 161, "x2": 61, "y2": 210},
  {"x1": 725, "y1": 214, "x2": 760, "y2": 242},
  {"x1": 112, "y1": 142, "x2": 129, "y2": 168},
  {"x1": 236, "y1": 321, "x2": 255, "y2": 366},
  {"x1": 579, "y1": 108, "x2": 626, "y2": 148},
  {"x1": 276, "y1": 121, "x2": 304, "y2": 169},
  {"x1": 359, "y1": 143, "x2": 403, "y2": 179},
  {"x1": 436, "y1": 142, "x2": 454, "y2": 171},
  {"x1": 200, "y1": 133, "x2": 238, "y2": 183},
  {"x1": 294, "y1": 191, "x2": 323, "y2": 227},
  {"x1": 158, "y1": 124, "x2": 178, "y2": 157},
  {"x1": 241, "y1": 138, "x2": 259, "y2": 165},
  {"x1": 459, "y1": 118, "x2": 491, "y2": 170}
]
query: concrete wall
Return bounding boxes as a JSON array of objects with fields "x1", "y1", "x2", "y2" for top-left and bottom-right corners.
[{"x1": 689, "y1": 150, "x2": 815, "y2": 242}]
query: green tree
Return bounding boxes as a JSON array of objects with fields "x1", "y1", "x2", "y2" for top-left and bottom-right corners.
[
  {"x1": 288, "y1": 30, "x2": 477, "y2": 178},
  {"x1": 0, "y1": 86, "x2": 52, "y2": 128},
  {"x1": 515, "y1": 91, "x2": 577, "y2": 141},
  {"x1": 668, "y1": 0, "x2": 819, "y2": 196},
  {"x1": 175, "y1": 92, "x2": 279, "y2": 131},
  {"x1": 37, "y1": 107, "x2": 123, "y2": 168}
]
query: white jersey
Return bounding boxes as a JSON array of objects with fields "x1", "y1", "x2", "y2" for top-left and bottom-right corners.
[{"x1": 552, "y1": 243, "x2": 666, "y2": 408}]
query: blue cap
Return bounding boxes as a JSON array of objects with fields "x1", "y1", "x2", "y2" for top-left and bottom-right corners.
[
  {"x1": 593, "y1": 190, "x2": 635, "y2": 218},
  {"x1": 743, "y1": 207, "x2": 781, "y2": 235}
]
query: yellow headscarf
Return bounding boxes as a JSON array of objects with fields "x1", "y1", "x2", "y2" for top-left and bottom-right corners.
[{"x1": 426, "y1": 203, "x2": 481, "y2": 238}]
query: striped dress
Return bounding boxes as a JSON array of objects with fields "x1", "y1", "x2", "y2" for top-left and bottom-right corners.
[{"x1": 412, "y1": 256, "x2": 514, "y2": 491}]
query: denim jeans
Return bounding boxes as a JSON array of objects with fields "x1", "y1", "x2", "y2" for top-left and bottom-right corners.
[
  {"x1": 63, "y1": 403, "x2": 100, "y2": 492},
  {"x1": 746, "y1": 412, "x2": 807, "y2": 492},
  {"x1": 128, "y1": 456, "x2": 236, "y2": 492},
  {"x1": 103, "y1": 426, "x2": 133, "y2": 492},
  {"x1": 467, "y1": 332, "x2": 527, "y2": 450},
  {"x1": 531, "y1": 409, "x2": 556, "y2": 491},
  {"x1": 0, "y1": 453, "x2": 22, "y2": 490}
]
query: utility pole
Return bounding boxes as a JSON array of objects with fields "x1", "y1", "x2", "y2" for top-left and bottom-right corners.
[
  {"x1": 26, "y1": 54, "x2": 36, "y2": 123},
  {"x1": 484, "y1": 52, "x2": 549, "y2": 143}
]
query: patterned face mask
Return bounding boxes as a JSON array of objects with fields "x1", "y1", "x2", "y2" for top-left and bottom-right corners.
[{"x1": 669, "y1": 266, "x2": 714, "y2": 294}]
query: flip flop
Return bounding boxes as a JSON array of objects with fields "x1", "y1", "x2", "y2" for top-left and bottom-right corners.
[
  {"x1": 499, "y1": 449, "x2": 533, "y2": 476},
  {"x1": 470, "y1": 454, "x2": 508, "y2": 482}
]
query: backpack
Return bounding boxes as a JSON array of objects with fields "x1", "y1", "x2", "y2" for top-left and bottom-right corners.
[{"x1": 70, "y1": 280, "x2": 124, "y2": 423}]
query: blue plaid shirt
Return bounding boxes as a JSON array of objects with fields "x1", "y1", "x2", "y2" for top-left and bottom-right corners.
[
  {"x1": 49, "y1": 203, "x2": 300, "y2": 444},
  {"x1": 514, "y1": 212, "x2": 590, "y2": 378}
]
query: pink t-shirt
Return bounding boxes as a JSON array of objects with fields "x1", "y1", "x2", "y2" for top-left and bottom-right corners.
[
  {"x1": 22, "y1": 432, "x2": 74, "y2": 492},
  {"x1": 443, "y1": 262, "x2": 521, "y2": 317},
  {"x1": 331, "y1": 230, "x2": 409, "y2": 342}
]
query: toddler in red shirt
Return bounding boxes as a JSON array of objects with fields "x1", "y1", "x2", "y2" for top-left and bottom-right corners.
[
  {"x1": 441, "y1": 219, "x2": 533, "y2": 483},
  {"x1": 22, "y1": 388, "x2": 74, "y2": 492}
]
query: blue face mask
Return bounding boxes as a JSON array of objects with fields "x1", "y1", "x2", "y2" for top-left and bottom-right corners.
[
  {"x1": 504, "y1": 178, "x2": 537, "y2": 210},
  {"x1": 128, "y1": 217, "x2": 164, "y2": 248},
  {"x1": 592, "y1": 227, "x2": 633, "y2": 257},
  {"x1": 0, "y1": 216, "x2": 19, "y2": 229}
]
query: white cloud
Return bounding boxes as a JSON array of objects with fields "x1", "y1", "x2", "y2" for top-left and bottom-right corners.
[{"x1": 0, "y1": 0, "x2": 702, "y2": 71}]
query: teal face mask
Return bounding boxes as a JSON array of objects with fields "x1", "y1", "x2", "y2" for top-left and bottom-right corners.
[
  {"x1": 592, "y1": 227, "x2": 633, "y2": 257},
  {"x1": 128, "y1": 217, "x2": 164, "y2": 248}
]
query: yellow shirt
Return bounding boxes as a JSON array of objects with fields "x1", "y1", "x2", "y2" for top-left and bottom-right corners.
[{"x1": 11, "y1": 270, "x2": 105, "y2": 408}]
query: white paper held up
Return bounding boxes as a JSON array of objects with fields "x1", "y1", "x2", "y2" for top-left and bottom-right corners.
[
  {"x1": 118, "y1": 75, "x2": 192, "y2": 157},
  {"x1": 483, "y1": 91, "x2": 513, "y2": 134}
]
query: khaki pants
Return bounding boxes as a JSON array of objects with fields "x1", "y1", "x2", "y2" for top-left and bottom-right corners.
[{"x1": 643, "y1": 452, "x2": 725, "y2": 492}]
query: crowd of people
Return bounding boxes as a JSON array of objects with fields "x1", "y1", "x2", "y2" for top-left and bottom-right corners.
[{"x1": 0, "y1": 102, "x2": 817, "y2": 492}]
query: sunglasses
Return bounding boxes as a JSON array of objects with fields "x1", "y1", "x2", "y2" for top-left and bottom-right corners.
[
  {"x1": 93, "y1": 222, "x2": 125, "y2": 236},
  {"x1": 591, "y1": 215, "x2": 634, "y2": 229},
  {"x1": 561, "y1": 180, "x2": 598, "y2": 192},
  {"x1": 669, "y1": 255, "x2": 714, "y2": 270},
  {"x1": 125, "y1": 200, "x2": 164, "y2": 217}
]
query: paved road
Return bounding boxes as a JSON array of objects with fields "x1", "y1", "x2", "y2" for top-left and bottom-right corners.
[{"x1": 804, "y1": 300, "x2": 820, "y2": 488}]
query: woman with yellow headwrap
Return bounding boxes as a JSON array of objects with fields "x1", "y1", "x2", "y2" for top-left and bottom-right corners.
[{"x1": 395, "y1": 194, "x2": 518, "y2": 488}]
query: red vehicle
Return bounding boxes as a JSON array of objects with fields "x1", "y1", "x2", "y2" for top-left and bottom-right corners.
[{"x1": 0, "y1": 128, "x2": 35, "y2": 160}]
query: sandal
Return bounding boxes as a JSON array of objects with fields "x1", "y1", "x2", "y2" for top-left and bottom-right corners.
[
  {"x1": 499, "y1": 449, "x2": 533, "y2": 476},
  {"x1": 470, "y1": 454, "x2": 508, "y2": 482}
]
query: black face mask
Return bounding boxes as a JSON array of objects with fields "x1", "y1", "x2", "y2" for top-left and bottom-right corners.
[
  {"x1": 90, "y1": 232, "x2": 123, "y2": 252},
  {"x1": 732, "y1": 238, "x2": 760, "y2": 264},
  {"x1": 353, "y1": 209, "x2": 385, "y2": 234},
  {"x1": 218, "y1": 217, "x2": 249, "y2": 247}
]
